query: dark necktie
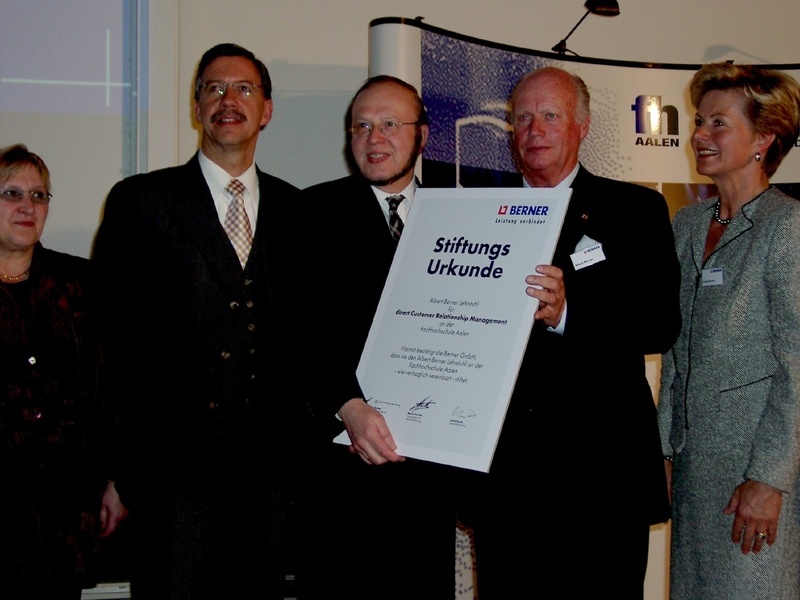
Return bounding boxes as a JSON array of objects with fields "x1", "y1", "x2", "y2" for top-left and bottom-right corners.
[
  {"x1": 386, "y1": 194, "x2": 405, "y2": 241},
  {"x1": 223, "y1": 178, "x2": 253, "y2": 268}
]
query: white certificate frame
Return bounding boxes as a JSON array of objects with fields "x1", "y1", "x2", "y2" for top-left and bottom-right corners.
[{"x1": 335, "y1": 187, "x2": 571, "y2": 472}]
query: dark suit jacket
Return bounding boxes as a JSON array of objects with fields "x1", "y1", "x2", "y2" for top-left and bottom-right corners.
[
  {"x1": 300, "y1": 174, "x2": 398, "y2": 432},
  {"x1": 490, "y1": 165, "x2": 681, "y2": 524},
  {"x1": 93, "y1": 152, "x2": 302, "y2": 504},
  {"x1": 295, "y1": 174, "x2": 457, "y2": 600}
]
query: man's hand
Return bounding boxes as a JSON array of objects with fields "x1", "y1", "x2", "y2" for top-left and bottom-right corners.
[
  {"x1": 338, "y1": 398, "x2": 405, "y2": 465},
  {"x1": 98, "y1": 480, "x2": 129, "y2": 538},
  {"x1": 526, "y1": 264, "x2": 566, "y2": 328}
]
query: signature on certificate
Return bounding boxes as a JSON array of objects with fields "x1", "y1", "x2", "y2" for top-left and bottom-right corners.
[
  {"x1": 366, "y1": 396, "x2": 401, "y2": 410},
  {"x1": 451, "y1": 405, "x2": 478, "y2": 419},
  {"x1": 409, "y1": 396, "x2": 435, "y2": 415}
]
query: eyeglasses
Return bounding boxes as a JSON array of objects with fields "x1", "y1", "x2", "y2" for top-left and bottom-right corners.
[
  {"x1": 350, "y1": 120, "x2": 421, "y2": 138},
  {"x1": 0, "y1": 186, "x2": 52, "y2": 205},
  {"x1": 197, "y1": 80, "x2": 262, "y2": 99}
]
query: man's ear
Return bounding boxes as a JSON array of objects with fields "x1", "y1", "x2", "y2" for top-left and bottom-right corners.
[
  {"x1": 419, "y1": 124, "x2": 430, "y2": 152},
  {"x1": 579, "y1": 115, "x2": 590, "y2": 141},
  {"x1": 260, "y1": 98, "x2": 274, "y2": 130}
]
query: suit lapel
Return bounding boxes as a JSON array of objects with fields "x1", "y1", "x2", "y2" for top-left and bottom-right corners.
[
  {"x1": 693, "y1": 196, "x2": 756, "y2": 268},
  {"x1": 172, "y1": 154, "x2": 244, "y2": 289},
  {"x1": 250, "y1": 169, "x2": 277, "y2": 293},
  {"x1": 355, "y1": 176, "x2": 400, "y2": 250},
  {"x1": 553, "y1": 166, "x2": 594, "y2": 266}
]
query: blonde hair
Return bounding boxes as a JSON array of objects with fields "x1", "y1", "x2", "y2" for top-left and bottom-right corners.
[
  {"x1": 0, "y1": 143, "x2": 51, "y2": 190},
  {"x1": 690, "y1": 63, "x2": 800, "y2": 177}
]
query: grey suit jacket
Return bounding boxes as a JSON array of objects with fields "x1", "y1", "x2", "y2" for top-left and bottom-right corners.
[{"x1": 658, "y1": 187, "x2": 800, "y2": 492}]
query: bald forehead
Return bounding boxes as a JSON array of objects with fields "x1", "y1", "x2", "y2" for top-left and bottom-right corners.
[
  {"x1": 512, "y1": 70, "x2": 575, "y2": 106},
  {"x1": 352, "y1": 82, "x2": 419, "y2": 116}
]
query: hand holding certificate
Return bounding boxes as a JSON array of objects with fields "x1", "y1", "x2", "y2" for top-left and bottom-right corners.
[{"x1": 334, "y1": 187, "x2": 570, "y2": 472}]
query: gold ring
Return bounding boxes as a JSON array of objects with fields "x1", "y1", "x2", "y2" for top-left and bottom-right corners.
[{"x1": 756, "y1": 532, "x2": 768, "y2": 540}]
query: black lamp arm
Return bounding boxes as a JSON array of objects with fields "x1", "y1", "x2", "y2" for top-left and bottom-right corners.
[{"x1": 551, "y1": 9, "x2": 591, "y2": 53}]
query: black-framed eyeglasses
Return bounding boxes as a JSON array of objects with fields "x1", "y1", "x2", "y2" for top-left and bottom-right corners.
[
  {"x1": 0, "y1": 186, "x2": 52, "y2": 205},
  {"x1": 350, "y1": 120, "x2": 421, "y2": 138},
  {"x1": 198, "y1": 80, "x2": 262, "y2": 99}
]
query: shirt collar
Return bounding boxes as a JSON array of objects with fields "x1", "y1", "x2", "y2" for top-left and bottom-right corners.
[
  {"x1": 522, "y1": 162, "x2": 580, "y2": 189},
  {"x1": 198, "y1": 150, "x2": 259, "y2": 202},
  {"x1": 371, "y1": 179, "x2": 417, "y2": 202},
  {"x1": 371, "y1": 180, "x2": 417, "y2": 223}
]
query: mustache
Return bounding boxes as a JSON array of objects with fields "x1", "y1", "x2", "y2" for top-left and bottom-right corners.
[{"x1": 210, "y1": 110, "x2": 246, "y2": 123}]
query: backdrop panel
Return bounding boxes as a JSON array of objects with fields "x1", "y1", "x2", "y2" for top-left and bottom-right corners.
[{"x1": 370, "y1": 17, "x2": 800, "y2": 215}]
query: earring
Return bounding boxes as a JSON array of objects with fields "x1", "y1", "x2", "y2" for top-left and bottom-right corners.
[{"x1": 755, "y1": 152, "x2": 762, "y2": 162}]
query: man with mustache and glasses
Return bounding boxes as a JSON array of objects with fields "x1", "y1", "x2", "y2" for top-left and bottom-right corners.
[{"x1": 92, "y1": 43, "x2": 302, "y2": 600}]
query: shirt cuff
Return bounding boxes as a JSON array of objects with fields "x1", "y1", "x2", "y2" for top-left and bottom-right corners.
[{"x1": 546, "y1": 300, "x2": 567, "y2": 335}]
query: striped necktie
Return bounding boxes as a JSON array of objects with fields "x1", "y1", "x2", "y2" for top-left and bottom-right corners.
[{"x1": 386, "y1": 194, "x2": 405, "y2": 241}]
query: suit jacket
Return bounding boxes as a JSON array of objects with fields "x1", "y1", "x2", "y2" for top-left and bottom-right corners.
[
  {"x1": 295, "y1": 174, "x2": 458, "y2": 600},
  {"x1": 490, "y1": 165, "x2": 681, "y2": 524},
  {"x1": 92, "y1": 152, "x2": 302, "y2": 505},
  {"x1": 300, "y1": 174, "x2": 400, "y2": 434},
  {"x1": 659, "y1": 187, "x2": 800, "y2": 490}
]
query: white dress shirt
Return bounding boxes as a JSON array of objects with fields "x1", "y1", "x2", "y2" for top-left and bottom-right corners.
[
  {"x1": 198, "y1": 150, "x2": 259, "y2": 232},
  {"x1": 371, "y1": 180, "x2": 417, "y2": 232}
]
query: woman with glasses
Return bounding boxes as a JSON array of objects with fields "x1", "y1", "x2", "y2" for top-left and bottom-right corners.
[{"x1": 0, "y1": 143, "x2": 126, "y2": 599}]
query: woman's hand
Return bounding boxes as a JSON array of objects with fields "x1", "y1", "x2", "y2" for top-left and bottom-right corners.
[{"x1": 724, "y1": 479, "x2": 782, "y2": 554}]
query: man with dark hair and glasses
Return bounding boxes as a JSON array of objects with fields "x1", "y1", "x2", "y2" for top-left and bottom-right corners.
[
  {"x1": 92, "y1": 43, "x2": 302, "y2": 600},
  {"x1": 293, "y1": 75, "x2": 462, "y2": 600}
]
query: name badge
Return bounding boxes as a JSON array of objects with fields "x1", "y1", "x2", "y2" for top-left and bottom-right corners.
[
  {"x1": 702, "y1": 267, "x2": 724, "y2": 286},
  {"x1": 570, "y1": 243, "x2": 606, "y2": 271}
]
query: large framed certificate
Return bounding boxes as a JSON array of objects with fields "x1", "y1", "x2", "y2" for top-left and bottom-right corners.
[{"x1": 334, "y1": 187, "x2": 570, "y2": 472}]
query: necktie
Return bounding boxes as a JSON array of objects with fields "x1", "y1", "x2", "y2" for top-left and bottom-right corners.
[
  {"x1": 386, "y1": 194, "x2": 405, "y2": 241},
  {"x1": 223, "y1": 178, "x2": 253, "y2": 268}
]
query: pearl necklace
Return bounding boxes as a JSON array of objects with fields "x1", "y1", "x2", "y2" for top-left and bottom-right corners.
[
  {"x1": 713, "y1": 201, "x2": 732, "y2": 225},
  {"x1": 713, "y1": 188, "x2": 771, "y2": 226},
  {"x1": 0, "y1": 267, "x2": 30, "y2": 282}
]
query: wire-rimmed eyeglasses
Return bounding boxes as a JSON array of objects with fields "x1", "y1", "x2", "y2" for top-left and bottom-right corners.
[
  {"x1": 350, "y1": 120, "x2": 421, "y2": 138},
  {"x1": 0, "y1": 186, "x2": 52, "y2": 205},
  {"x1": 197, "y1": 80, "x2": 262, "y2": 99}
]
